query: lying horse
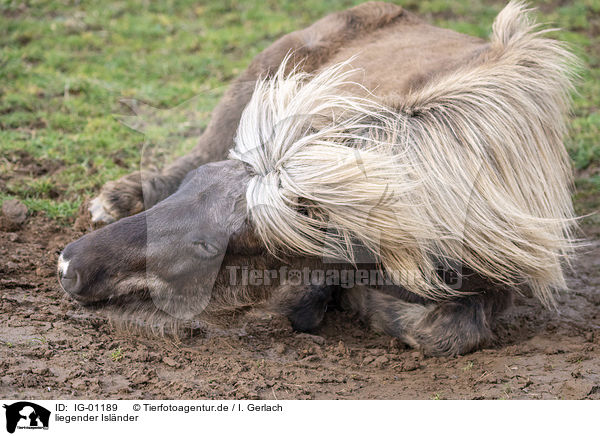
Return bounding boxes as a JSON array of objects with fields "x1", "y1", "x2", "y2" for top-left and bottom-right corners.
[{"x1": 58, "y1": 1, "x2": 578, "y2": 356}]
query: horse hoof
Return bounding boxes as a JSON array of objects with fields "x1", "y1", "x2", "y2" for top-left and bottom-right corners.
[{"x1": 88, "y1": 196, "x2": 116, "y2": 224}]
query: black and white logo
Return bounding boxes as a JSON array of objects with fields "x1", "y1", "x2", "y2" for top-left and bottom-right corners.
[{"x1": 3, "y1": 402, "x2": 50, "y2": 434}]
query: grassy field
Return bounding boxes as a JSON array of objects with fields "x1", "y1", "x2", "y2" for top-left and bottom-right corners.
[{"x1": 1, "y1": 0, "x2": 598, "y2": 223}]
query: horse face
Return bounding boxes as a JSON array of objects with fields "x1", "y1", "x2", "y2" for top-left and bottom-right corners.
[{"x1": 58, "y1": 160, "x2": 250, "y2": 319}]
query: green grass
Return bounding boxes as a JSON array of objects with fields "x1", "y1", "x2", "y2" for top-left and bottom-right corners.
[
  {"x1": 1, "y1": 0, "x2": 599, "y2": 222},
  {"x1": 110, "y1": 346, "x2": 124, "y2": 362}
]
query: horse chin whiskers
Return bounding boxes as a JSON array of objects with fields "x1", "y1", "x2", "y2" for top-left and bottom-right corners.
[{"x1": 91, "y1": 279, "x2": 213, "y2": 338}]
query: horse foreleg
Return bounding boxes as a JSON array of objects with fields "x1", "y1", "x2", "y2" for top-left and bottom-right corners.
[{"x1": 339, "y1": 286, "x2": 513, "y2": 356}]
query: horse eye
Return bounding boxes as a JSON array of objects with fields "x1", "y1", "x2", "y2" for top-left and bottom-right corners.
[{"x1": 192, "y1": 240, "x2": 220, "y2": 257}]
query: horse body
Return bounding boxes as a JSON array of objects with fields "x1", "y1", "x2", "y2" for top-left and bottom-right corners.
[{"x1": 58, "y1": 2, "x2": 577, "y2": 356}]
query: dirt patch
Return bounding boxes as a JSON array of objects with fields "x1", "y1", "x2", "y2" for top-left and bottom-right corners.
[
  {"x1": 3, "y1": 151, "x2": 64, "y2": 178},
  {"x1": 1, "y1": 151, "x2": 66, "y2": 200},
  {"x1": 0, "y1": 214, "x2": 599, "y2": 400}
]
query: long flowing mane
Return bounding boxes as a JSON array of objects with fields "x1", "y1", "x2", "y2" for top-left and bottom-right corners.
[{"x1": 230, "y1": 1, "x2": 579, "y2": 306}]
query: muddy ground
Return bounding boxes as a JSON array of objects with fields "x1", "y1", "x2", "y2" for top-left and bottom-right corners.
[{"x1": 1, "y1": 210, "x2": 599, "y2": 400}]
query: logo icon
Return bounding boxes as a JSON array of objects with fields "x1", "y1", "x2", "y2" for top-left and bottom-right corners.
[{"x1": 3, "y1": 402, "x2": 50, "y2": 434}]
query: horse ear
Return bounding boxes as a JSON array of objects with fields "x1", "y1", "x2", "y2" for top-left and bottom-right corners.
[{"x1": 2, "y1": 405, "x2": 6, "y2": 408}]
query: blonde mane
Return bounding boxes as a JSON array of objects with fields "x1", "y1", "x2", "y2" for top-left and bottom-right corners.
[{"x1": 230, "y1": 1, "x2": 579, "y2": 306}]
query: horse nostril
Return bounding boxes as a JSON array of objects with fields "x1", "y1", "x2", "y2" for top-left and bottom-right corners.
[
  {"x1": 57, "y1": 253, "x2": 83, "y2": 295},
  {"x1": 60, "y1": 271, "x2": 82, "y2": 295}
]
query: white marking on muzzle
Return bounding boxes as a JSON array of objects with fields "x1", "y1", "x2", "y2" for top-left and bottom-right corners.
[{"x1": 58, "y1": 253, "x2": 70, "y2": 278}]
